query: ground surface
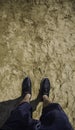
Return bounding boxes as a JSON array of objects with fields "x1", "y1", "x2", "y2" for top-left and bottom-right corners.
[{"x1": 0, "y1": 0, "x2": 75, "y2": 129}]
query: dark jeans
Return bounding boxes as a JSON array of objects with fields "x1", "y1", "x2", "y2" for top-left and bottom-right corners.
[{"x1": 0, "y1": 102, "x2": 73, "y2": 130}]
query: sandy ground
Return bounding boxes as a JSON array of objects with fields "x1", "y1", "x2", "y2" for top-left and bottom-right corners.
[{"x1": 0, "y1": 0, "x2": 75, "y2": 129}]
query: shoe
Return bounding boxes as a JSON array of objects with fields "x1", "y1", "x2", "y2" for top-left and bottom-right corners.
[
  {"x1": 22, "y1": 77, "x2": 32, "y2": 97},
  {"x1": 40, "y1": 78, "x2": 50, "y2": 97}
]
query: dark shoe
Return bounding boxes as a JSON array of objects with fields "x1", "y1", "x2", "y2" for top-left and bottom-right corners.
[
  {"x1": 40, "y1": 78, "x2": 50, "y2": 97},
  {"x1": 22, "y1": 77, "x2": 32, "y2": 97}
]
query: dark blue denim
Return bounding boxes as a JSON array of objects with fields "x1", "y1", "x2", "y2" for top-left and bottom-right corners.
[
  {"x1": 40, "y1": 103, "x2": 73, "y2": 130},
  {"x1": 0, "y1": 102, "x2": 73, "y2": 130}
]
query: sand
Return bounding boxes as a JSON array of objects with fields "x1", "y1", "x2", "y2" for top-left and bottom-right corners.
[{"x1": 0, "y1": 0, "x2": 75, "y2": 129}]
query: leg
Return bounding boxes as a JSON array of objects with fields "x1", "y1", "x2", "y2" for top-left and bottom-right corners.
[
  {"x1": 1, "y1": 77, "x2": 32, "y2": 130},
  {"x1": 43, "y1": 95, "x2": 50, "y2": 108},
  {"x1": 20, "y1": 93, "x2": 31, "y2": 104},
  {"x1": 39, "y1": 78, "x2": 74, "y2": 130},
  {"x1": 40, "y1": 78, "x2": 61, "y2": 125},
  {"x1": 40, "y1": 78, "x2": 62, "y2": 125}
]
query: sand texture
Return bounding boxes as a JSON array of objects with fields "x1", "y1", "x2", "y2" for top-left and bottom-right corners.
[{"x1": 0, "y1": 0, "x2": 75, "y2": 129}]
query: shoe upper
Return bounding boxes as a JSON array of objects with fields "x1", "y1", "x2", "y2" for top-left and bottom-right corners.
[
  {"x1": 40, "y1": 78, "x2": 50, "y2": 97},
  {"x1": 22, "y1": 77, "x2": 32, "y2": 97}
]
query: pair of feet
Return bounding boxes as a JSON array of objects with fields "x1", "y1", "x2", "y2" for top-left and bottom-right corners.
[{"x1": 22, "y1": 77, "x2": 50, "y2": 101}]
